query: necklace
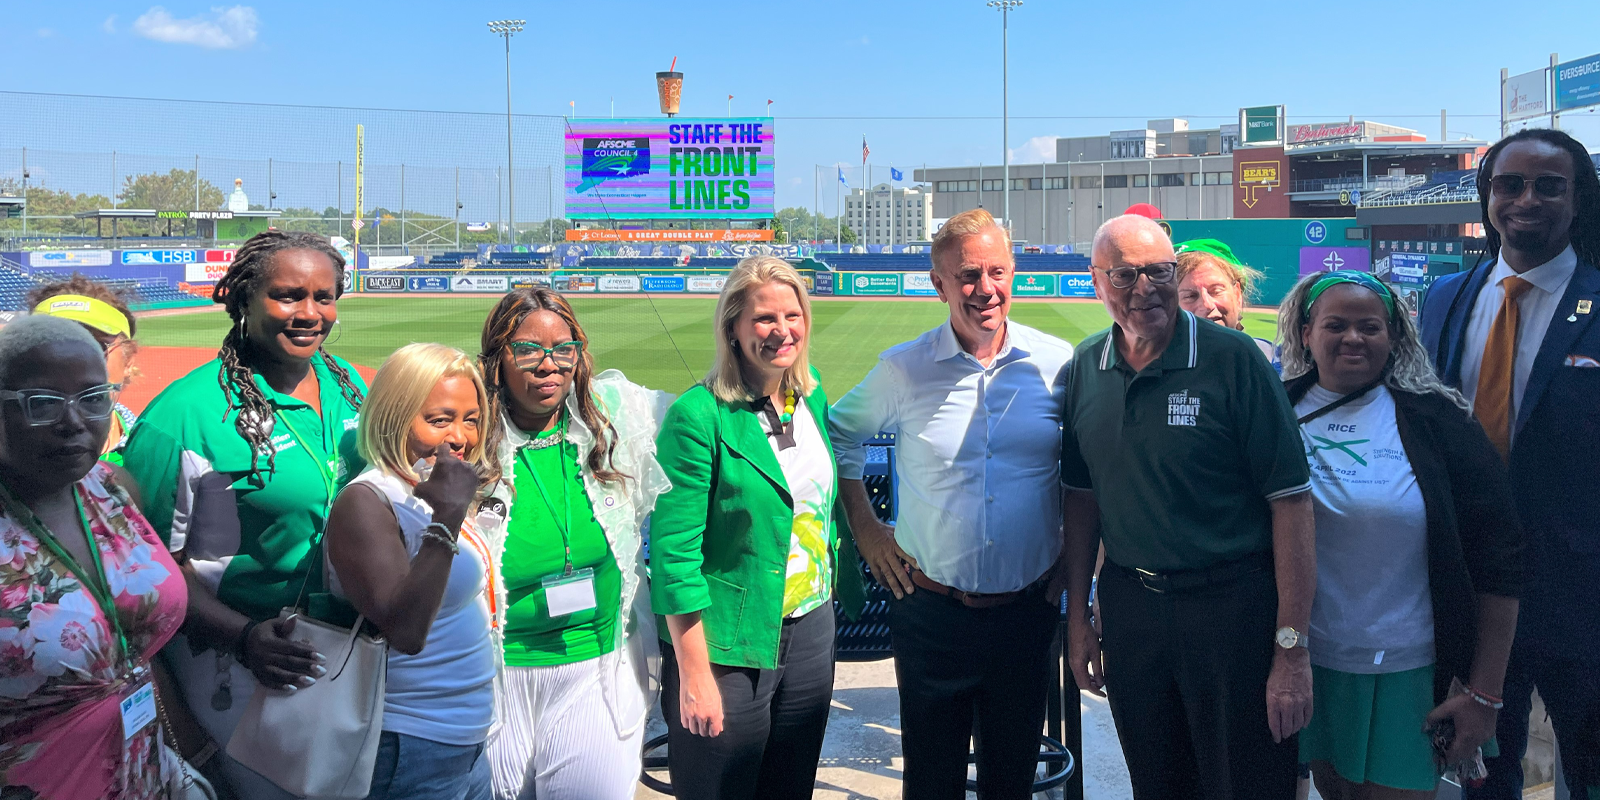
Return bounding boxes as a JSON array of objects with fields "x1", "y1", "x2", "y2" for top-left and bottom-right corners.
[
  {"x1": 779, "y1": 388, "x2": 796, "y2": 424},
  {"x1": 525, "y1": 432, "x2": 564, "y2": 450}
]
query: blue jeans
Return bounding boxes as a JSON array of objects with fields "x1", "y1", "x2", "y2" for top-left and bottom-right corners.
[{"x1": 367, "y1": 731, "x2": 491, "y2": 800}]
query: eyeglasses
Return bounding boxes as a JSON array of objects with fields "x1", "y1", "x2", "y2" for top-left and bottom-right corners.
[
  {"x1": 1094, "y1": 262, "x2": 1177, "y2": 290},
  {"x1": 0, "y1": 383, "x2": 122, "y2": 426},
  {"x1": 510, "y1": 341, "x2": 584, "y2": 372},
  {"x1": 1489, "y1": 174, "x2": 1569, "y2": 200}
]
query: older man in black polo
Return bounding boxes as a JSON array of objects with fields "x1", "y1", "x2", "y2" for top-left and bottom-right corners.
[{"x1": 1061, "y1": 214, "x2": 1316, "y2": 799}]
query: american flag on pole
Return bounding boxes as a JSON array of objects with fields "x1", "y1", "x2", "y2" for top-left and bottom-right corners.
[{"x1": 861, "y1": 136, "x2": 870, "y2": 165}]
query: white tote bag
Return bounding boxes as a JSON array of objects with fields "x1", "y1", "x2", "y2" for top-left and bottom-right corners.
[{"x1": 225, "y1": 611, "x2": 387, "y2": 799}]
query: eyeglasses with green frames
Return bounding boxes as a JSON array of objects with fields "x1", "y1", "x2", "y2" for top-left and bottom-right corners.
[{"x1": 510, "y1": 340, "x2": 584, "y2": 371}]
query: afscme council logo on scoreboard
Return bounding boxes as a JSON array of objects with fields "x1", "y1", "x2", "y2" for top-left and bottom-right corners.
[
  {"x1": 580, "y1": 138, "x2": 650, "y2": 182},
  {"x1": 564, "y1": 117, "x2": 775, "y2": 221}
]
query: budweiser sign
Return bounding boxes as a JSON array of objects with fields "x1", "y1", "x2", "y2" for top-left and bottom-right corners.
[{"x1": 1290, "y1": 123, "x2": 1364, "y2": 144}]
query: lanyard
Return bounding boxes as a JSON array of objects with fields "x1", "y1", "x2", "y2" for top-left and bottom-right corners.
[
  {"x1": 1297, "y1": 376, "x2": 1385, "y2": 426},
  {"x1": 517, "y1": 417, "x2": 575, "y2": 576},
  {"x1": 0, "y1": 480, "x2": 138, "y2": 676},
  {"x1": 276, "y1": 411, "x2": 336, "y2": 513}
]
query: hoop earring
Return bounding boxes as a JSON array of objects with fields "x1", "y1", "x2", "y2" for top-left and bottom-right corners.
[{"x1": 324, "y1": 319, "x2": 343, "y2": 347}]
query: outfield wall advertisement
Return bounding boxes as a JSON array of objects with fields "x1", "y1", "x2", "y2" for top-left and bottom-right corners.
[
  {"x1": 565, "y1": 118, "x2": 775, "y2": 220},
  {"x1": 902, "y1": 272, "x2": 937, "y2": 297}
]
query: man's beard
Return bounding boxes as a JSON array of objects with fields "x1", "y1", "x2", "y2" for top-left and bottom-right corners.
[{"x1": 1503, "y1": 226, "x2": 1555, "y2": 253}]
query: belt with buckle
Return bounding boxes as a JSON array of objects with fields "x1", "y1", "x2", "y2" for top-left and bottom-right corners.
[
  {"x1": 1114, "y1": 552, "x2": 1272, "y2": 595},
  {"x1": 909, "y1": 570, "x2": 1041, "y2": 609}
]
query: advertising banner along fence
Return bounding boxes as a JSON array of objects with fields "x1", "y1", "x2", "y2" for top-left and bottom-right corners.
[
  {"x1": 565, "y1": 118, "x2": 775, "y2": 220},
  {"x1": 640, "y1": 275, "x2": 686, "y2": 293},
  {"x1": 901, "y1": 272, "x2": 937, "y2": 297}
]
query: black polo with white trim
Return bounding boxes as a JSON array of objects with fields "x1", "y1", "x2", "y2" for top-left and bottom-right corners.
[{"x1": 1060, "y1": 311, "x2": 1310, "y2": 572}]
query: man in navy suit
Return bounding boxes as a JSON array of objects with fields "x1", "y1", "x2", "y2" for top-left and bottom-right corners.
[{"x1": 1419, "y1": 128, "x2": 1600, "y2": 799}]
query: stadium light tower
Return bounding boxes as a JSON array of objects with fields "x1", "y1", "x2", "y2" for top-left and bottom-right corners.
[
  {"x1": 488, "y1": 19, "x2": 525, "y2": 244},
  {"x1": 987, "y1": 0, "x2": 1020, "y2": 236}
]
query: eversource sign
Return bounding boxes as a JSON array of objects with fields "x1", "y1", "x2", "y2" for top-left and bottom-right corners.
[{"x1": 1555, "y1": 53, "x2": 1600, "y2": 112}]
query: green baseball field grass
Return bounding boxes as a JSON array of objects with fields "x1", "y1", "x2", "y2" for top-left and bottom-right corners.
[{"x1": 138, "y1": 296, "x2": 1280, "y2": 397}]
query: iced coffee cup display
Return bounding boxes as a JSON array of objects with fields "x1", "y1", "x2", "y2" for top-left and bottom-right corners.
[{"x1": 657, "y1": 71, "x2": 682, "y2": 116}]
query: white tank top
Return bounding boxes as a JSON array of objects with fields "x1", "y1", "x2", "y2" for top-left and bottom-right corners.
[{"x1": 328, "y1": 468, "x2": 496, "y2": 745}]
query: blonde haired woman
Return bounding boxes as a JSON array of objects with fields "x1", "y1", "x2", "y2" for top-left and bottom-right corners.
[
  {"x1": 475, "y1": 288, "x2": 670, "y2": 799},
  {"x1": 324, "y1": 343, "x2": 499, "y2": 800},
  {"x1": 652, "y1": 256, "x2": 864, "y2": 800}
]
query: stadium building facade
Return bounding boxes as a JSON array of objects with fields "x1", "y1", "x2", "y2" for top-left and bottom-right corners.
[
  {"x1": 917, "y1": 117, "x2": 1486, "y2": 247},
  {"x1": 844, "y1": 183, "x2": 933, "y2": 246}
]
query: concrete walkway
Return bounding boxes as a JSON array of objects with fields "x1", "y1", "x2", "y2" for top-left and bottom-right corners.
[{"x1": 635, "y1": 659, "x2": 1132, "y2": 799}]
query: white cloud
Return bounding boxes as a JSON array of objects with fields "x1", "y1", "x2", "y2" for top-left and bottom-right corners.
[
  {"x1": 103, "y1": 15, "x2": 118, "y2": 33},
  {"x1": 1008, "y1": 135, "x2": 1059, "y2": 163},
  {"x1": 36, "y1": 28, "x2": 55, "y2": 38},
  {"x1": 133, "y1": 5, "x2": 258, "y2": 49}
]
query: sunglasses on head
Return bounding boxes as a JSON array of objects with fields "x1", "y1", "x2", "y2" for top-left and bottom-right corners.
[{"x1": 1489, "y1": 174, "x2": 1569, "y2": 199}]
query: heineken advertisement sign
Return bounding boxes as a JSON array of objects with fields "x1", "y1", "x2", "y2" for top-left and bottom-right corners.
[
  {"x1": 849, "y1": 273, "x2": 900, "y2": 295},
  {"x1": 1012, "y1": 274, "x2": 1056, "y2": 297},
  {"x1": 1242, "y1": 105, "x2": 1282, "y2": 144}
]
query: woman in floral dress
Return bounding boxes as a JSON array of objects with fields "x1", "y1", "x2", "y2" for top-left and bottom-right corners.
[{"x1": 0, "y1": 316, "x2": 188, "y2": 800}]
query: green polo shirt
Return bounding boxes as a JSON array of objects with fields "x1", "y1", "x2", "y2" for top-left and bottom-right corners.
[
  {"x1": 123, "y1": 353, "x2": 366, "y2": 622},
  {"x1": 1060, "y1": 311, "x2": 1309, "y2": 572}
]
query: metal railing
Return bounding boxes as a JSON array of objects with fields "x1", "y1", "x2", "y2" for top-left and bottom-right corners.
[
  {"x1": 1359, "y1": 173, "x2": 1479, "y2": 208},
  {"x1": 1288, "y1": 175, "x2": 1426, "y2": 194}
]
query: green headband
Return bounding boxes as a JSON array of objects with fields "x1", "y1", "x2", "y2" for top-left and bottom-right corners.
[
  {"x1": 1304, "y1": 271, "x2": 1396, "y2": 320},
  {"x1": 1175, "y1": 238, "x2": 1243, "y2": 267}
]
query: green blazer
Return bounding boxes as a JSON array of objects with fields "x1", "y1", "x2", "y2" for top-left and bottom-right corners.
[{"x1": 651, "y1": 368, "x2": 866, "y2": 670}]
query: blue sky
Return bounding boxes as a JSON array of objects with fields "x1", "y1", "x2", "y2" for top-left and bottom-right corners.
[{"x1": 5, "y1": 0, "x2": 1599, "y2": 213}]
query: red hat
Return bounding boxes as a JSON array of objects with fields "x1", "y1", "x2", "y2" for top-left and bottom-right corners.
[{"x1": 1124, "y1": 203, "x2": 1163, "y2": 219}]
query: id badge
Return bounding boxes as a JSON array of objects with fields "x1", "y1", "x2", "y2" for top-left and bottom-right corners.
[
  {"x1": 542, "y1": 568, "x2": 597, "y2": 617},
  {"x1": 120, "y1": 679, "x2": 158, "y2": 740}
]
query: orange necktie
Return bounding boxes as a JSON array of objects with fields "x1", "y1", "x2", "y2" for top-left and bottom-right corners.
[{"x1": 1474, "y1": 276, "x2": 1535, "y2": 458}]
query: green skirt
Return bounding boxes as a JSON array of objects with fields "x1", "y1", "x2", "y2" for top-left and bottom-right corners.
[{"x1": 1299, "y1": 664, "x2": 1496, "y2": 791}]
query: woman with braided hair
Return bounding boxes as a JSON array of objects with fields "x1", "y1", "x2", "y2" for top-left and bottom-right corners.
[{"x1": 122, "y1": 230, "x2": 368, "y2": 799}]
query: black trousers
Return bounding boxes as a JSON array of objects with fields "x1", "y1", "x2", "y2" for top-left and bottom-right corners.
[
  {"x1": 888, "y1": 579, "x2": 1059, "y2": 800},
  {"x1": 1098, "y1": 563, "x2": 1298, "y2": 800},
  {"x1": 659, "y1": 605, "x2": 835, "y2": 800},
  {"x1": 1462, "y1": 644, "x2": 1600, "y2": 799}
]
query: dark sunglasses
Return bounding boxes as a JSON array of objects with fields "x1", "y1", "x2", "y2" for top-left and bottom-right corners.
[{"x1": 1489, "y1": 174, "x2": 1569, "y2": 200}]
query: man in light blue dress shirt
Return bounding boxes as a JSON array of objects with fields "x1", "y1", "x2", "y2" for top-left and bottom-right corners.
[{"x1": 829, "y1": 208, "x2": 1076, "y2": 800}]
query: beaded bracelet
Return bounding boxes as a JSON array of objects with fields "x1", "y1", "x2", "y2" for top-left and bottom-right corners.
[
  {"x1": 421, "y1": 523, "x2": 459, "y2": 555},
  {"x1": 1465, "y1": 685, "x2": 1505, "y2": 710}
]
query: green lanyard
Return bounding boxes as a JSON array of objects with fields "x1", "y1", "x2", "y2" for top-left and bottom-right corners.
[
  {"x1": 517, "y1": 416, "x2": 575, "y2": 576},
  {"x1": 277, "y1": 411, "x2": 336, "y2": 514},
  {"x1": 0, "y1": 480, "x2": 139, "y2": 677}
]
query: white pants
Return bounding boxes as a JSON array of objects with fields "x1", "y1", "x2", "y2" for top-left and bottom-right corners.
[{"x1": 489, "y1": 652, "x2": 645, "y2": 800}]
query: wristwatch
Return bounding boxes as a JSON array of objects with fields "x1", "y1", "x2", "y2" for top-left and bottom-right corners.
[{"x1": 1275, "y1": 626, "x2": 1308, "y2": 651}]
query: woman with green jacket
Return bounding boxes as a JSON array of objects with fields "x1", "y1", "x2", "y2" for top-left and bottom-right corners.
[{"x1": 652, "y1": 256, "x2": 864, "y2": 800}]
